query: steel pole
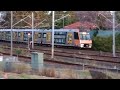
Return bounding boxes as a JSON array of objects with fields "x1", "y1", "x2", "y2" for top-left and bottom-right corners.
[
  {"x1": 51, "y1": 11, "x2": 55, "y2": 58},
  {"x1": 11, "y1": 11, "x2": 13, "y2": 56},
  {"x1": 113, "y1": 11, "x2": 116, "y2": 57},
  {"x1": 63, "y1": 15, "x2": 64, "y2": 28},
  {"x1": 28, "y1": 36, "x2": 30, "y2": 50},
  {"x1": 32, "y1": 12, "x2": 34, "y2": 49}
]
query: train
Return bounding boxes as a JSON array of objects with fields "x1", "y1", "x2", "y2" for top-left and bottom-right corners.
[{"x1": 0, "y1": 29, "x2": 92, "y2": 48}]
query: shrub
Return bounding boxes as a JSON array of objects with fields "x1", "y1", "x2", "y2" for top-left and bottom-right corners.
[
  {"x1": 38, "y1": 68, "x2": 56, "y2": 77},
  {"x1": 0, "y1": 62, "x2": 4, "y2": 71},
  {"x1": 92, "y1": 33, "x2": 120, "y2": 52},
  {"x1": 15, "y1": 48, "x2": 22, "y2": 57},
  {"x1": 92, "y1": 36, "x2": 112, "y2": 52},
  {"x1": 11, "y1": 63, "x2": 31, "y2": 74},
  {"x1": 0, "y1": 48, "x2": 3, "y2": 52}
]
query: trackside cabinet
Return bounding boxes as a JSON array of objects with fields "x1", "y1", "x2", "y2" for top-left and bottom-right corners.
[{"x1": 31, "y1": 52, "x2": 44, "y2": 70}]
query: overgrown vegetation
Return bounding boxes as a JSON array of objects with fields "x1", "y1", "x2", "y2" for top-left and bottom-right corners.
[
  {"x1": 92, "y1": 33, "x2": 120, "y2": 52},
  {"x1": 0, "y1": 61, "x2": 120, "y2": 79},
  {"x1": 15, "y1": 47, "x2": 22, "y2": 58},
  {"x1": 11, "y1": 63, "x2": 31, "y2": 74}
]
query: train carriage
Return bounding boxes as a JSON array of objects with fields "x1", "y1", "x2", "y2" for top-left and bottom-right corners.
[
  {"x1": 34, "y1": 30, "x2": 42, "y2": 45},
  {"x1": 40, "y1": 29, "x2": 80, "y2": 47},
  {"x1": 1, "y1": 32, "x2": 6, "y2": 41},
  {"x1": 0, "y1": 29, "x2": 92, "y2": 48}
]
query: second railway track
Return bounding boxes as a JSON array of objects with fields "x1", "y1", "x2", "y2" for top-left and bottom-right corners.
[
  {"x1": 1, "y1": 43, "x2": 120, "y2": 64},
  {"x1": 0, "y1": 42, "x2": 120, "y2": 69}
]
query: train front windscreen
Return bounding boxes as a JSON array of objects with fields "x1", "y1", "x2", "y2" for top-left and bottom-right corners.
[{"x1": 80, "y1": 33, "x2": 91, "y2": 40}]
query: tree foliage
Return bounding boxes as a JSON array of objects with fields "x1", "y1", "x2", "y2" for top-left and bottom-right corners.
[
  {"x1": 92, "y1": 36, "x2": 112, "y2": 52},
  {"x1": 92, "y1": 33, "x2": 120, "y2": 52},
  {"x1": 1, "y1": 11, "x2": 120, "y2": 29}
]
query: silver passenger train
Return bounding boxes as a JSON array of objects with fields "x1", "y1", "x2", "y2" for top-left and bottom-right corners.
[{"x1": 0, "y1": 29, "x2": 92, "y2": 48}]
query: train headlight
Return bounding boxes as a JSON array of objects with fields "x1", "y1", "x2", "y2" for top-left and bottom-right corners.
[
  {"x1": 80, "y1": 44, "x2": 84, "y2": 47},
  {"x1": 89, "y1": 44, "x2": 92, "y2": 48}
]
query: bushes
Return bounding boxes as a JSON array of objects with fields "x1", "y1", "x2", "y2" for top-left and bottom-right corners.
[
  {"x1": 15, "y1": 48, "x2": 22, "y2": 57},
  {"x1": 0, "y1": 62, "x2": 31, "y2": 74},
  {"x1": 41, "y1": 68, "x2": 55, "y2": 77},
  {"x1": 0, "y1": 62, "x2": 4, "y2": 71},
  {"x1": 11, "y1": 63, "x2": 31, "y2": 74},
  {"x1": 115, "y1": 33, "x2": 120, "y2": 51},
  {"x1": 92, "y1": 36, "x2": 112, "y2": 52},
  {"x1": 92, "y1": 33, "x2": 120, "y2": 52}
]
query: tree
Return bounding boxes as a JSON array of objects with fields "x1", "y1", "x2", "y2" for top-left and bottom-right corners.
[
  {"x1": 15, "y1": 48, "x2": 22, "y2": 59},
  {"x1": 54, "y1": 11, "x2": 78, "y2": 28},
  {"x1": 75, "y1": 11, "x2": 114, "y2": 30},
  {"x1": 0, "y1": 11, "x2": 50, "y2": 29},
  {"x1": 2, "y1": 11, "x2": 120, "y2": 29}
]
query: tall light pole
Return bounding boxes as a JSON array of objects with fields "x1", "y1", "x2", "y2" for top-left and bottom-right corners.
[
  {"x1": 112, "y1": 11, "x2": 116, "y2": 57},
  {"x1": 51, "y1": 11, "x2": 55, "y2": 58},
  {"x1": 62, "y1": 15, "x2": 64, "y2": 28},
  {"x1": 100, "y1": 11, "x2": 117, "y2": 57},
  {"x1": 11, "y1": 11, "x2": 13, "y2": 56},
  {"x1": 32, "y1": 12, "x2": 34, "y2": 49}
]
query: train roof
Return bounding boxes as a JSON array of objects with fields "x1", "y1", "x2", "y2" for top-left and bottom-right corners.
[{"x1": 0, "y1": 29, "x2": 79, "y2": 32}]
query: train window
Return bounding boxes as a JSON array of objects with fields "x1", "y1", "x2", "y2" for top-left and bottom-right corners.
[
  {"x1": 80, "y1": 34, "x2": 91, "y2": 40},
  {"x1": 63, "y1": 32, "x2": 66, "y2": 35},
  {"x1": 74, "y1": 32, "x2": 79, "y2": 39},
  {"x1": 18, "y1": 32, "x2": 21, "y2": 37},
  {"x1": 57, "y1": 39, "x2": 59, "y2": 43},
  {"x1": 61, "y1": 39, "x2": 63, "y2": 43},
  {"x1": 59, "y1": 39, "x2": 61, "y2": 43},
  {"x1": 62, "y1": 39, "x2": 65, "y2": 43},
  {"x1": 54, "y1": 39, "x2": 56, "y2": 43},
  {"x1": 63, "y1": 39, "x2": 66, "y2": 43},
  {"x1": 58, "y1": 32, "x2": 60, "y2": 35},
  {"x1": 54, "y1": 32, "x2": 56, "y2": 34},
  {"x1": 38, "y1": 33, "x2": 41, "y2": 38},
  {"x1": 56, "y1": 39, "x2": 58, "y2": 43},
  {"x1": 55, "y1": 32, "x2": 58, "y2": 35},
  {"x1": 60, "y1": 32, "x2": 62, "y2": 35},
  {"x1": 43, "y1": 33, "x2": 46, "y2": 38},
  {"x1": 80, "y1": 35, "x2": 82, "y2": 39},
  {"x1": 55, "y1": 39, "x2": 57, "y2": 43}
]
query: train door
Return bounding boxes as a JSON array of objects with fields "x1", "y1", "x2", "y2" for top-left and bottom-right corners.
[
  {"x1": 46, "y1": 32, "x2": 51, "y2": 44},
  {"x1": 13, "y1": 32, "x2": 17, "y2": 41},
  {"x1": 37, "y1": 32, "x2": 42, "y2": 44},
  {"x1": 42, "y1": 32, "x2": 46, "y2": 44},
  {"x1": 6, "y1": 31, "x2": 10, "y2": 41},
  {"x1": 18, "y1": 32, "x2": 21, "y2": 41},
  {"x1": 2, "y1": 32, "x2": 5, "y2": 40},
  {"x1": 67, "y1": 32, "x2": 73, "y2": 45},
  {"x1": 74, "y1": 32, "x2": 80, "y2": 47},
  {"x1": 18, "y1": 32, "x2": 24, "y2": 42},
  {"x1": 34, "y1": 32, "x2": 38, "y2": 43},
  {"x1": 23, "y1": 32, "x2": 27, "y2": 41}
]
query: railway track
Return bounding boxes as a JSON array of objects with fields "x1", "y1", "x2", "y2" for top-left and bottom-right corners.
[
  {"x1": 1, "y1": 51, "x2": 120, "y2": 73},
  {"x1": 1, "y1": 43, "x2": 120, "y2": 64},
  {"x1": 0, "y1": 42, "x2": 120, "y2": 68},
  {"x1": 1, "y1": 41, "x2": 120, "y2": 57}
]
